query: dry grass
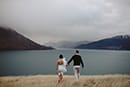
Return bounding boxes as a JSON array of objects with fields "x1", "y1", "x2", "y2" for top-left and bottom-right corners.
[{"x1": 0, "y1": 75, "x2": 130, "y2": 87}]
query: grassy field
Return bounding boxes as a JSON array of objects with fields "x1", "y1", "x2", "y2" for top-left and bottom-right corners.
[{"x1": 0, "y1": 75, "x2": 130, "y2": 87}]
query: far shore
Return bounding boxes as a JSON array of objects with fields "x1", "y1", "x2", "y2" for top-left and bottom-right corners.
[{"x1": 0, "y1": 75, "x2": 130, "y2": 87}]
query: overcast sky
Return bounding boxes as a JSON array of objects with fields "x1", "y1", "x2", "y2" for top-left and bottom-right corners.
[{"x1": 0, "y1": 0, "x2": 130, "y2": 45}]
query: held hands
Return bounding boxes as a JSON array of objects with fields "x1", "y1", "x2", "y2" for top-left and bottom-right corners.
[{"x1": 66, "y1": 64, "x2": 69, "y2": 67}]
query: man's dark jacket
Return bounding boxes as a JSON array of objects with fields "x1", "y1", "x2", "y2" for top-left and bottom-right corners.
[{"x1": 67, "y1": 54, "x2": 84, "y2": 68}]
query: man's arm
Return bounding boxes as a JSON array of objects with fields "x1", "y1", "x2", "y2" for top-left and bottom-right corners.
[
  {"x1": 67, "y1": 56, "x2": 73, "y2": 65},
  {"x1": 80, "y1": 57, "x2": 84, "y2": 68}
]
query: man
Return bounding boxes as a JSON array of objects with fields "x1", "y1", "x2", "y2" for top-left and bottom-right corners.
[{"x1": 67, "y1": 50, "x2": 84, "y2": 80}]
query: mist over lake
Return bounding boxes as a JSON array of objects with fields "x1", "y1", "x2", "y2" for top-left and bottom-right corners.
[{"x1": 0, "y1": 49, "x2": 130, "y2": 76}]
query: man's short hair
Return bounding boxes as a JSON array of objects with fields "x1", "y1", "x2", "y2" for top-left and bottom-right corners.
[{"x1": 76, "y1": 50, "x2": 79, "y2": 53}]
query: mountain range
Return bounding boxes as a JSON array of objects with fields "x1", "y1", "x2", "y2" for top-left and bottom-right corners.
[
  {"x1": 0, "y1": 27, "x2": 53, "y2": 50},
  {"x1": 0, "y1": 26, "x2": 130, "y2": 50},
  {"x1": 46, "y1": 41, "x2": 90, "y2": 48},
  {"x1": 76, "y1": 35, "x2": 130, "y2": 50}
]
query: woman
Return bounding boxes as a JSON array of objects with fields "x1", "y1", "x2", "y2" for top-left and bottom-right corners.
[{"x1": 56, "y1": 54, "x2": 67, "y2": 84}]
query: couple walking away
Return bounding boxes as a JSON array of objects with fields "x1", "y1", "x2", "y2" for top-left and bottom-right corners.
[{"x1": 56, "y1": 50, "x2": 84, "y2": 84}]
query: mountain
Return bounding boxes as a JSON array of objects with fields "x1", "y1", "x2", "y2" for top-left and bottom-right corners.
[
  {"x1": 46, "y1": 41, "x2": 90, "y2": 48},
  {"x1": 0, "y1": 27, "x2": 54, "y2": 50},
  {"x1": 58, "y1": 41, "x2": 90, "y2": 48},
  {"x1": 76, "y1": 35, "x2": 130, "y2": 50}
]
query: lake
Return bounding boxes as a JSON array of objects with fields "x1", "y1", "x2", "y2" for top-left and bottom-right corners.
[{"x1": 0, "y1": 49, "x2": 130, "y2": 76}]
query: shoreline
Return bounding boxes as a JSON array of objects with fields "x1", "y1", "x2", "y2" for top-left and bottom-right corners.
[
  {"x1": 0, "y1": 74, "x2": 129, "y2": 77},
  {"x1": 0, "y1": 75, "x2": 130, "y2": 87}
]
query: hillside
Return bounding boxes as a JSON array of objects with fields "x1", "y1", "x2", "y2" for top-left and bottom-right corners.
[
  {"x1": 76, "y1": 35, "x2": 130, "y2": 50},
  {"x1": 0, "y1": 27, "x2": 53, "y2": 50}
]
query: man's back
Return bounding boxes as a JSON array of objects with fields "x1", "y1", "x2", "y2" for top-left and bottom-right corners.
[
  {"x1": 68, "y1": 54, "x2": 84, "y2": 68},
  {"x1": 72, "y1": 55, "x2": 82, "y2": 65}
]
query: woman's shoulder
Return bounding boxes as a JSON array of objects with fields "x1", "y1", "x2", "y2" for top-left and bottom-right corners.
[
  {"x1": 57, "y1": 59, "x2": 63, "y2": 61},
  {"x1": 57, "y1": 59, "x2": 63, "y2": 63}
]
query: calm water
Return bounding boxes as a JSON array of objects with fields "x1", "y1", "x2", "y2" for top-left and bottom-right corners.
[{"x1": 0, "y1": 49, "x2": 130, "y2": 76}]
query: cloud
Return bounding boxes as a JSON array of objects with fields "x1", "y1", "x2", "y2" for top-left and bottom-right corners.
[{"x1": 0, "y1": 0, "x2": 130, "y2": 44}]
